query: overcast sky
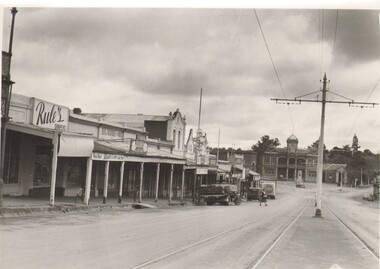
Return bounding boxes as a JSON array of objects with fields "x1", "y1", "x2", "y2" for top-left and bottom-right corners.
[{"x1": 2, "y1": 2, "x2": 380, "y2": 152}]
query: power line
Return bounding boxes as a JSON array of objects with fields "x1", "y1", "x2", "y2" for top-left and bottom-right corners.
[
  {"x1": 365, "y1": 78, "x2": 380, "y2": 102},
  {"x1": 319, "y1": 10, "x2": 325, "y2": 80},
  {"x1": 346, "y1": 77, "x2": 380, "y2": 138},
  {"x1": 253, "y1": 9, "x2": 295, "y2": 133},
  {"x1": 253, "y1": 10, "x2": 286, "y2": 99},
  {"x1": 329, "y1": 10, "x2": 339, "y2": 81}
]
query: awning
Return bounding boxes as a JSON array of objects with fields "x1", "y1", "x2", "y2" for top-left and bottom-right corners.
[
  {"x1": 58, "y1": 134, "x2": 94, "y2": 157},
  {"x1": 93, "y1": 140, "x2": 186, "y2": 164},
  {"x1": 7, "y1": 122, "x2": 95, "y2": 157},
  {"x1": 6, "y1": 122, "x2": 55, "y2": 139},
  {"x1": 249, "y1": 170, "x2": 261, "y2": 176},
  {"x1": 94, "y1": 140, "x2": 127, "y2": 154}
]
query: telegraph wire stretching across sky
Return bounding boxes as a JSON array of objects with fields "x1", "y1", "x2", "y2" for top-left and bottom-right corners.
[
  {"x1": 329, "y1": 9, "x2": 339, "y2": 83},
  {"x1": 253, "y1": 9, "x2": 295, "y2": 134}
]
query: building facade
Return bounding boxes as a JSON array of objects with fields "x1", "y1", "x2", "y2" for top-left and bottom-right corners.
[
  {"x1": 261, "y1": 134, "x2": 318, "y2": 182},
  {"x1": 82, "y1": 111, "x2": 217, "y2": 200},
  {"x1": 3, "y1": 93, "x2": 200, "y2": 205}
]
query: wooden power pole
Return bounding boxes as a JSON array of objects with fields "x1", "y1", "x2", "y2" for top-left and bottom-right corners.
[{"x1": 271, "y1": 73, "x2": 378, "y2": 217}]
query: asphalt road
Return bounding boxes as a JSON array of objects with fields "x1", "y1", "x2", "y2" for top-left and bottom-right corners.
[{"x1": 0, "y1": 183, "x2": 377, "y2": 269}]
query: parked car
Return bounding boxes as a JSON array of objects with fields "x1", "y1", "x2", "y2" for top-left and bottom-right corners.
[
  {"x1": 295, "y1": 179, "x2": 305, "y2": 188},
  {"x1": 197, "y1": 184, "x2": 241, "y2": 205},
  {"x1": 362, "y1": 193, "x2": 374, "y2": 201},
  {"x1": 247, "y1": 187, "x2": 261, "y2": 201}
]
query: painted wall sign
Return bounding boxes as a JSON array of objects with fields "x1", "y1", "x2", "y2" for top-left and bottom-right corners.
[
  {"x1": 32, "y1": 98, "x2": 69, "y2": 130},
  {"x1": 196, "y1": 167, "x2": 208, "y2": 175},
  {"x1": 101, "y1": 127, "x2": 123, "y2": 139},
  {"x1": 92, "y1": 152, "x2": 128, "y2": 161}
]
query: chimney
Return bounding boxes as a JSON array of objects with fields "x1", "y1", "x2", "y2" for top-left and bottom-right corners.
[{"x1": 73, "y1": 108, "x2": 82, "y2": 114}]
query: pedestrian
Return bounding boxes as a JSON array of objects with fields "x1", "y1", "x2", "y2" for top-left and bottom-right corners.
[{"x1": 260, "y1": 189, "x2": 267, "y2": 206}]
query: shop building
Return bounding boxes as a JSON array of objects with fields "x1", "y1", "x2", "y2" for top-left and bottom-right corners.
[
  {"x1": 82, "y1": 111, "x2": 217, "y2": 201},
  {"x1": 70, "y1": 110, "x2": 188, "y2": 203},
  {"x1": 4, "y1": 94, "x2": 94, "y2": 206},
  {"x1": 4, "y1": 93, "x2": 200, "y2": 205},
  {"x1": 323, "y1": 164, "x2": 347, "y2": 185}
]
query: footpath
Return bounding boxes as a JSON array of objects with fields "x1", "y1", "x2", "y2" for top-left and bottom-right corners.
[
  {"x1": 257, "y1": 203, "x2": 379, "y2": 269},
  {"x1": 0, "y1": 196, "x2": 194, "y2": 218}
]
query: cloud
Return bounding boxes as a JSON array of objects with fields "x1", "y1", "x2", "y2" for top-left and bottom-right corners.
[{"x1": 4, "y1": 7, "x2": 380, "y2": 152}]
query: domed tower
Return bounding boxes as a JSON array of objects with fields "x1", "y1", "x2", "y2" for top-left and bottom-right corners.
[{"x1": 287, "y1": 134, "x2": 298, "y2": 153}]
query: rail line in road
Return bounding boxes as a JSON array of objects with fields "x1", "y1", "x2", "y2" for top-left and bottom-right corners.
[
  {"x1": 130, "y1": 199, "x2": 310, "y2": 269},
  {"x1": 247, "y1": 200, "x2": 309, "y2": 269},
  {"x1": 325, "y1": 203, "x2": 380, "y2": 261}
]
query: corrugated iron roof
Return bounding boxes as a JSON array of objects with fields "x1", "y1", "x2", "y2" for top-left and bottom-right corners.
[{"x1": 323, "y1": 163, "x2": 347, "y2": 170}]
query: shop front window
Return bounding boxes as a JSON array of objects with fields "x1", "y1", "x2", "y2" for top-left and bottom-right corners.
[
  {"x1": 108, "y1": 162, "x2": 120, "y2": 190},
  {"x1": 33, "y1": 145, "x2": 51, "y2": 186},
  {"x1": 67, "y1": 158, "x2": 86, "y2": 187},
  {"x1": 4, "y1": 130, "x2": 20, "y2": 184}
]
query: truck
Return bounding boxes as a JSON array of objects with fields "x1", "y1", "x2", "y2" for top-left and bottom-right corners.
[
  {"x1": 261, "y1": 181, "x2": 276, "y2": 199},
  {"x1": 197, "y1": 184, "x2": 241, "y2": 205}
]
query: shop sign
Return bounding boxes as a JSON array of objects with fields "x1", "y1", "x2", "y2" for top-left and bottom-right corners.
[
  {"x1": 32, "y1": 98, "x2": 69, "y2": 130},
  {"x1": 130, "y1": 140, "x2": 148, "y2": 154},
  {"x1": 196, "y1": 167, "x2": 208, "y2": 175},
  {"x1": 209, "y1": 158, "x2": 217, "y2": 166},
  {"x1": 92, "y1": 152, "x2": 128, "y2": 161},
  {"x1": 100, "y1": 127, "x2": 123, "y2": 139}
]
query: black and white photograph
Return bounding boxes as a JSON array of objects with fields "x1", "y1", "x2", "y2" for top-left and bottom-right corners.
[{"x1": 0, "y1": 1, "x2": 379, "y2": 268}]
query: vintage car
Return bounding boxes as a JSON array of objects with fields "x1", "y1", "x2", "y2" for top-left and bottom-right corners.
[
  {"x1": 247, "y1": 187, "x2": 261, "y2": 201},
  {"x1": 295, "y1": 179, "x2": 305, "y2": 188},
  {"x1": 197, "y1": 184, "x2": 241, "y2": 205}
]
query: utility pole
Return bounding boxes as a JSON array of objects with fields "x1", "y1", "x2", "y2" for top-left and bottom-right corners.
[
  {"x1": 216, "y1": 128, "x2": 220, "y2": 183},
  {"x1": 0, "y1": 7, "x2": 18, "y2": 207},
  {"x1": 360, "y1": 168, "x2": 363, "y2": 186},
  {"x1": 271, "y1": 73, "x2": 378, "y2": 217},
  {"x1": 198, "y1": 88, "x2": 202, "y2": 132}
]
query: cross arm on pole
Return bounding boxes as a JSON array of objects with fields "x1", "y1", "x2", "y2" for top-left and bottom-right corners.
[{"x1": 271, "y1": 98, "x2": 378, "y2": 107}]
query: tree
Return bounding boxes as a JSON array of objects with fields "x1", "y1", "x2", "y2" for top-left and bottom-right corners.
[
  {"x1": 363, "y1": 149, "x2": 373, "y2": 156},
  {"x1": 351, "y1": 134, "x2": 360, "y2": 154},
  {"x1": 307, "y1": 139, "x2": 326, "y2": 151},
  {"x1": 251, "y1": 135, "x2": 280, "y2": 174},
  {"x1": 342, "y1": 144, "x2": 351, "y2": 152}
]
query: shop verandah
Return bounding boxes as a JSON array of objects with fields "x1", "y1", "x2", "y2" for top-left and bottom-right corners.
[{"x1": 89, "y1": 156, "x2": 196, "y2": 205}]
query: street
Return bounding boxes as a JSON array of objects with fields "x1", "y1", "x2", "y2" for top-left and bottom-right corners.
[{"x1": 0, "y1": 183, "x2": 378, "y2": 269}]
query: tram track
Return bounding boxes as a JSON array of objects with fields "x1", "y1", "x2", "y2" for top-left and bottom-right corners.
[
  {"x1": 130, "y1": 199, "x2": 311, "y2": 269},
  {"x1": 324, "y1": 202, "x2": 379, "y2": 261},
  {"x1": 247, "y1": 199, "x2": 309, "y2": 269}
]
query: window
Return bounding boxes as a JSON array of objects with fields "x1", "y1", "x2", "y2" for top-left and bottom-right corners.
[
  {"x1": 278, "y1": 157, "x2": 287, "y2": 165},
  {"x1": 297, "y1": 158, "x2": 306, "y2": 165},
  {"x1": 178, "y1": 131, "x2": 181, "y2": 149},
  {"x1": 67, "y1": 158, "x2": 86, "y2": 187},
  {"x1": 307, "y1": 158, "x2": 317, "y2": 167},
  {"x1": 4, "y1": 131, "x2": 21, "y2": 184},
  {"x1": 34, "y1": 146, "x2": 52, "y2": 186},
  {"x1": 173, "y1": 130, "x2": 176, "y2": 148}
]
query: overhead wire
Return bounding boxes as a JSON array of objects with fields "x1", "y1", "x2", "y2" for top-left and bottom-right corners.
[
  {"x1": 329, "y1": 10, "x2": 339, "y2": 82},
  {"x1": 319, "y1": 10, "x2": 325, "y2": 80},
  {"x1": 253, "y1": 9, "x2": 295, "y2": 133},
  {"x1": 346, "y1": 78, "x2": 380, "y2": 139}
]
